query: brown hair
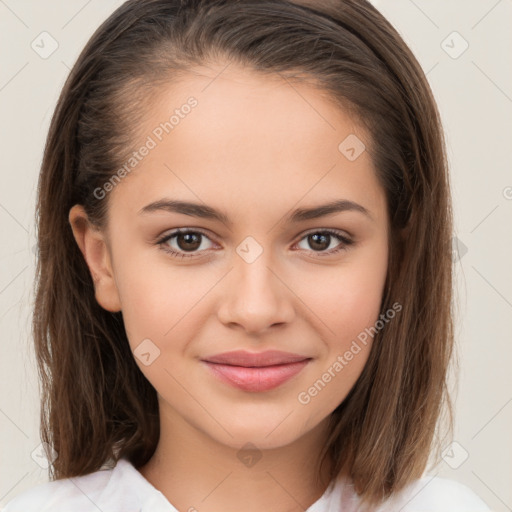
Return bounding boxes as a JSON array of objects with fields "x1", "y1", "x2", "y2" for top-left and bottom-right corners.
[{"x1": 33, "y1": 0, "x2": 455, "y2": 508}]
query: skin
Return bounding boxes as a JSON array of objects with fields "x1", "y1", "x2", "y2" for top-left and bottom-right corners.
[{"x1": 69, "y1": 62, "x2": 389, "y2": 512}]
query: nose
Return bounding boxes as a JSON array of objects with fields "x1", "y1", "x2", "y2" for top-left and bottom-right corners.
[{"x1": 216, "y1": 248, "x2": 295, "y2": 335}]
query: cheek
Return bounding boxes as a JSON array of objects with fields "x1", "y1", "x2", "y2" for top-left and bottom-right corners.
[
  {"x1": 295, "y1": 242, "x2": 388, "y2": 408},
  {"x1": 113, "y1": 255, "x2": 214, "y2": 350},
  {"x1": 298, "y1": 244, "x2": 388, "y2": 338},
  {"x1": 111, "y1": 252, "x2": 170, "y2": 341},
  {"x1": 295, "y1": 258, "x2": 387, "y2": 418}
]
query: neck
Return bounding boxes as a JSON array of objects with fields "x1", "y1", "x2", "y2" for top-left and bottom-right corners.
[{"x1": 138, "y1": 404, "x2": 335, "y2": 512}]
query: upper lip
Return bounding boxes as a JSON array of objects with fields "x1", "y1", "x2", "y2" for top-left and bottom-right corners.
[{"x1": 202, "y1": 350, "x2": 311, "y2": 367}]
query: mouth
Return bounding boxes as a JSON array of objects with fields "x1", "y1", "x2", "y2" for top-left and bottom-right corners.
[{"x1": 201, "y1": 350, "x2": 312, "y2": 392}]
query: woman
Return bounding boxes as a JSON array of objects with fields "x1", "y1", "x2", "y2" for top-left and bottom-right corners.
[{"x1": 2, "y1": 0, "x2": 490, "y2": 510}]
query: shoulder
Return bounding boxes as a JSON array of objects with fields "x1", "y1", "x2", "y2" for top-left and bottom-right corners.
[
  {"x1": 382, "y1": 474, "x2": 491, "y2": 512},
  {"x1": 0, "y1": 466, "x2": 112, "y2": 512},
  {"x1": 0, "y1": 458, "x2": 156, "y2": 512},
  {"x1": 322, "y1": 474, "x2": 491, "y2": 512}
]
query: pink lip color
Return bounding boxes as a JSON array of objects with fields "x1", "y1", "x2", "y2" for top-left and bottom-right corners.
[{"x1": 202, "y1": 350, "x2": 311, "y2": 392}]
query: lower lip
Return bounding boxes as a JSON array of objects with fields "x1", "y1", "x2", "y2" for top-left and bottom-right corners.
[{"x1": 202, "y1": 360, "x2": 310, "y2": 392}]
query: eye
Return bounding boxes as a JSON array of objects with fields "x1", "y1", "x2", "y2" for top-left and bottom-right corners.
[
  {"x1": 294, "y1": 229, "x2": 354, "y2": 257},
  {"x1": 157, "y1": 229, "x2": 216, "y2": 259},
  {"x1": 156, "y1": 228, "x2": 354, "y2": 260}
]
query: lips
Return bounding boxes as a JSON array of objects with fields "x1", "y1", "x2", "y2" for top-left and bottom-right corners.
[
  {"x1": 201, "y1": 350, "x2": 311, "y2": 392},
  {"x1": 204, "y1": 350, "x2": 310, "y2": 367}
]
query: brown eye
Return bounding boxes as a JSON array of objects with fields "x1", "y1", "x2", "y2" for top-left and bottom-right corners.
[
  {"x1": 175, "y1": 232, "x2": 202, "y2": 252},
  {"x1": 306, "y1": 233, "x2": 331, "y2": 251},
  {"x1": 296, "y1": 230, "x2": 354, "y2": 256},
  {"x1": 157, "y1": 229, "x2": 215, "y2": 259}
]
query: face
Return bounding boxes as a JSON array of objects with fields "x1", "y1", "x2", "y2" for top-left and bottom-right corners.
[{"x1": 72, "y1": 62, "x2": 389, "y2": 452}]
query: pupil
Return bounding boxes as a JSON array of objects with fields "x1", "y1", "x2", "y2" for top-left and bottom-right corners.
[
  {"x1": 178, "y1": 233, "x2": 201, "y2": 251},
  {"x1": 310, "y1": 233, "x2": 329, "y2": 251}
]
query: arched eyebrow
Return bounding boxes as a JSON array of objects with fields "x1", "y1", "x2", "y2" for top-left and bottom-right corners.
[
  {"x1": 138, "y1": 198, "x2": 374, "y2": 225},
  {"x1": 286, "y1": 199, "x2": 374, "y2": 223}
]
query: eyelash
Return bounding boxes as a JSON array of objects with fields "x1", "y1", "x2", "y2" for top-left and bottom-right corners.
[{"x1": 156, "y1": 228, "x2": 354, "y2": 260}]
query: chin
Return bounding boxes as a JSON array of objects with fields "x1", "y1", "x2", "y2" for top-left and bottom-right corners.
[{"x1": 206, "y1": 416, "x2": 312, "y2": 451}]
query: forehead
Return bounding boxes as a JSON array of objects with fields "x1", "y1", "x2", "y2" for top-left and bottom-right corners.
[{"x1": 107, "y1": 62, "x2": 386, "y2": 227}]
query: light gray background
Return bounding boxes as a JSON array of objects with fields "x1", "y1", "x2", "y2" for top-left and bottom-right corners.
[{"x1": 1, "y1": 0, "x2": 511, "y2": 509}]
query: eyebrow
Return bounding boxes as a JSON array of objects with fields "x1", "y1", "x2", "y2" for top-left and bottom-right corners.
[{"x1": 138, "y1": 198, "x2": 373, "y2": 225}]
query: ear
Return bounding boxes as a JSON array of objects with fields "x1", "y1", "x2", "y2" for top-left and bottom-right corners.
[{"x1": 68, "y1": 204, "x2": 122, "y2": 313}]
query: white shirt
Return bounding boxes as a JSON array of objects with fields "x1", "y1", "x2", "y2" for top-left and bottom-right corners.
[{"x1": 1, "y1": 457, "x2": 491, "y2": 511}]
